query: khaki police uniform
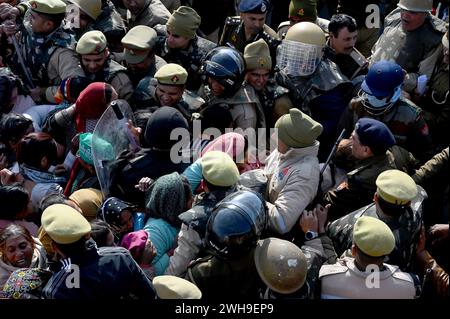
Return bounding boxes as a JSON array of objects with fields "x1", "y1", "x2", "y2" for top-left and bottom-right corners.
[
  {"x1": 370, "y1": 7, "x2": 447, "y2": 93},
  {"x1": 76, "y1": 31, "x2": 134, "y2": 100}
]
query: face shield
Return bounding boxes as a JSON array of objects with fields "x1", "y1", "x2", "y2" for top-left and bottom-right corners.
[
  {"x1": 277, "y1": 40, "x2": 323, "y2": 77},
  {"x1": 358, "y1": 85, "x2": 402, "y2": 116}
]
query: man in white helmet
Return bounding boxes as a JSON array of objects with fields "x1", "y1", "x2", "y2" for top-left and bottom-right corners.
[
  {"x1": 370, "y1": 0, "x2": 447, "y2": 94},
  {"x1": 275, "y1": 21, "x2": 352, "y2": 161}
]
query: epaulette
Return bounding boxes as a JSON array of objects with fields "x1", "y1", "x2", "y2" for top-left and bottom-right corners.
[
  {"x1": 225, "y1": 16, "x2": 241, "y2": 26},
  {"x1": 391, "y1": 270, "x2": 415, "y2": 284},
  {"x1": 319, "y1": 263, "x2": 348, "y2": 278}
]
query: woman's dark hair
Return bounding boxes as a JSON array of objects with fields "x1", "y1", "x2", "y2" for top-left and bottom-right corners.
[
  {"x1": 90, "y1": 219, "x2": 113, "y2": 247},
  {"x1": 0, "y1": 224, "x2": 35, "y2": 254},
  {"x1": 39, "y1": 192, "x2": 70, "y2": 214},
  {"x1": 16, "y1": 132, "x2": 57, "y2": 169},
  {"x1": 0, "y1": 113, "x2": 33, "y2": 145},
  {"x1": 199, "y1": 103, "x2": 233, "y2": 135},
  {"x1": 0, "y1": 184, "x2": 30, "y2": 220},
  {"x1": 0, "y1": 69, "x2": 22, "y2": 114}
]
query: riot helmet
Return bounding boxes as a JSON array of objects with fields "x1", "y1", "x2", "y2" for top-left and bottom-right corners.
[
  {"x1": 205, "y1": 190, "x2": 267, "y2": 260},
  {"x1": 359, "y1": 61, "x2": 404, "y2": 116},
  {"x1": 397, "y1": 0, "x2": 432, "y2": 12},
  {"x1": 201, "y1": 46, "x2": 246, "y2": 98},
  {"x1": 254, "y1": 237, "x2": 308, "y2": 294},
  {"x1": 277, "y1": 22, "x2": 326, "y2": 77}
]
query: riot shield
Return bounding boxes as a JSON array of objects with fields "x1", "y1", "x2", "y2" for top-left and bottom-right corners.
[{"x1": 92, "y1": 99, "x2": 138, "y2": 197}]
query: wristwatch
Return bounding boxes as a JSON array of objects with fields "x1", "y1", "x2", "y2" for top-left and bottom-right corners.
[{"x1": 305, "y1": 230, "x2": 319, "y2": 241}]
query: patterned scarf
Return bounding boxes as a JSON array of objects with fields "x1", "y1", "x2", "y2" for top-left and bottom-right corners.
[{"x1": 18, "y1": 23, "x2": 75, "y2": 86}]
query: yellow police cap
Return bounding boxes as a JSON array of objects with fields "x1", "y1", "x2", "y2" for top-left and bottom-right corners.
[
  {"x1": 41, "y1": 204, "x2": 91, "y2": 244},
  {"x1": 244, "y1": 38, "x2": 272, "y2": 70},
  {"x1": 154, "y1": 63, "x2": 188, "y2": 85},
  {"x1": 29, "y1": 0, "x2": 66, "y2": 15},
  {"x1": 122, "y1": 25, "x2": 157, "y2": 64},
  {"x1": 201, "y1": 151, "x2": 240, "y2": 187},
  {"x1": 76, "y1": 30, "x2": 107, "y2": 55},
  {"x1": 376, "y1": 169, "x2": 417, "y2": 205},
  {"x1": 353, "y1": 216, "x2": 395, "y2": 257},
  {"x1": 153, "y1": 275, "x2": 202, "y2": 299}
]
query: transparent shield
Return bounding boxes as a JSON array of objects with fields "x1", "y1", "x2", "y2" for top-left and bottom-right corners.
[{"x1": 92, "y1": 100, "x2": 136, "y2": 197}]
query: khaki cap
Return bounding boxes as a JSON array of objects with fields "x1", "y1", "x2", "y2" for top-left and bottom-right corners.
[
  {"x1": 29, "y1": 0, "x2": 66, "y2": 15},
  {"x1": 154, "y1": 63, "x2": 188, "y2": 85},
  {"x1": 68, "y1": 0, "x2": 102, "y2": 20},
  {"x1": 41, "y1": 204, "x2": 91, "y2": 245},
  {"x1": 376, "y1": 170, "x2": 417, "y2": 206},
  {"x1": 153, "y1": 275, "x2": 202, "y2": 299},
  {"x1": 76, "y1": 30, "x2": 107, "y2": 55},
  {"x1": 353, "y1": 216, "x2": 395, "y2": 257},
  {"x1": 122, "y1": 26, "x2": 157, "y2": 64},
  {"x1": 201, "y1": 151, "x2": 240, "y2": 187},
  {"x1": 244, "y1": 38, "x2": 272, "y2": 70}
]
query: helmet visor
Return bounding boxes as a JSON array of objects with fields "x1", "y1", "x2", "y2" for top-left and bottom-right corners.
[{"x1": 277, "y1": 40, "x2": 323, "y2": 77}]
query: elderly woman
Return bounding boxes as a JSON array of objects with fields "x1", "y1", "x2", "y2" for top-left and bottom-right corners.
[
  {"x1": 0, "y1": 224, "x2": 47, "y2": 288},
  {"x1": 143, "y1": 172, "x2": 192, "y2": 275}
]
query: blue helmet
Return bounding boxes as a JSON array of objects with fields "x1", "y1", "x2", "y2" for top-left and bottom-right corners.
[
  {"x1": 362, "y1": 61, "x2": 404, "y2": 97},
  {"x1": 201, "y1": 46, "x2": 246, "y2": 98},
  {"x1": 205, "y1": 190, "x2": 267, "y2": 260},
  {"x1": 360, "y1": 61, "x2": 404, "y2": 115}
]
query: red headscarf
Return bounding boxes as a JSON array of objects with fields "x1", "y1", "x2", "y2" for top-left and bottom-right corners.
[{"x1": 75, "y1": 82, "x2": 109, "y2": 133}]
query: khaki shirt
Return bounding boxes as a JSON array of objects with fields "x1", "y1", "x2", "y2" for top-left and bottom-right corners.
[
  {"x1": 45, "y1": 47, "x2": 85, "y2": 103},
  {"x1": 320, "y1": 257, "x2": 418, "y2": 299}
]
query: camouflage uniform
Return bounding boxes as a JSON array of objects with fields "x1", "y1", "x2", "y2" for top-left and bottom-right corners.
[
  {"x1": 262, "y1": 235, "x2": 337, "y2": 299},
  {"x1": 131, "y1": 76, "x2": 199, "y2": 123},
  {"x1": 339, "y1": 97, "x2": 433, "y2": 162},
  {"x1": 154, "y1": 35, "x2": 216, "y2": 91},
  {"x1": 14, "y1": 23, "x2": 83, "y2": 103},
  {"x1": 219, "y1": 16, "x2": 281, "y2": 61},
  {"x1": 327, "y1": 185, "x2": 426, "y2": 271},
  {"x1": 371, "y1": 7, "x2": 447, "y2": 93},
  {"x1": 127, "y1": 0, "x2": 171, "y2": 32}
]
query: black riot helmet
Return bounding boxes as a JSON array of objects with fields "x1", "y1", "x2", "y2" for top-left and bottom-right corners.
[
  {"x1": 201, "y1": 46, "x2": 246, "y2": 98},
  {"x1": 205, "y1": 190, "x2": 268, "y2": 260}
]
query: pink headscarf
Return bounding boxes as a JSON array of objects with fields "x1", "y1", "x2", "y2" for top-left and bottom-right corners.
[
  {"x1": 120, "y1": 230, "x2": 148, "y2": 261},
  {"x1": 201, "y1": 132, "x2": 260, "y2": 172},
  {"x1": 201, "y1": 132, "x2": 246, "y2": 159}
]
